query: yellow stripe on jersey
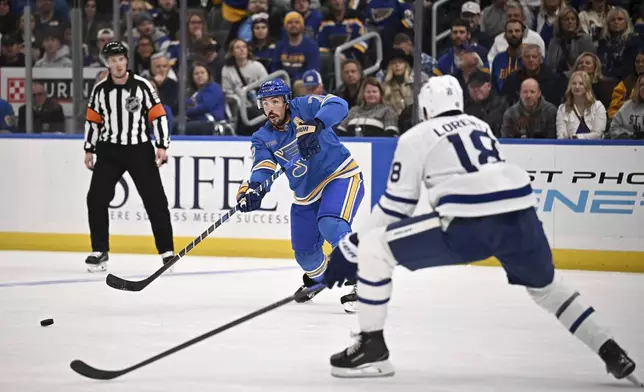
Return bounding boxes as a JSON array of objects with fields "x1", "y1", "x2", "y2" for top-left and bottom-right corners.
[
  {"x1": 252, "y1": 159, "x2": 277, "y2": 172},
  {"x1": 306, "y1": 256, "x2": 329, "y2": 279},
  {"x1": 294, "y1": 158, "x2": 361, "y2": 204},
  {"x1": 341, "y1": 174, "x2": 362, "y2": 222}
]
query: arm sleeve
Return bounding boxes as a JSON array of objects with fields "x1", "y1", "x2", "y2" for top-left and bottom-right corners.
[
  {"x1": 221, "y1": 66, "x2": 236, "y2": 96},
  {"x1": 382, "y1": 106, "x2": 400, "y2": 136},
  {"x1": 84, "y1": 83, "x2": 104, "y2": 152},
  {"x1": 555, "y1": 105, "x2": 568, "y2": 139},
  {"x1": 608, "y1": 106, "x2": 631, "y2": 139},
  {"x1": 308, "y1": 94, "x2": 349, "y2": 128},
  {"x1": 185, "y1": 84, "x2": 219, "y2": 117},
  {"x1": 248, "y1": 133, "x2": 279, "y2": 186},
  {"x1": 141, "y1": 79, "x2": 170, "y2": 149}
]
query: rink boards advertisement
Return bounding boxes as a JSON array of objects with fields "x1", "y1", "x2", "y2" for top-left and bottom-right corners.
[{"x1": 0, "y1": 136, "x2": 643, "y2": 272}]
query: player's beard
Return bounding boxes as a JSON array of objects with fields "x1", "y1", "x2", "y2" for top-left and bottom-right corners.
[{"x1": 267, "y1": 109, "x2": 288, "y2": 128}]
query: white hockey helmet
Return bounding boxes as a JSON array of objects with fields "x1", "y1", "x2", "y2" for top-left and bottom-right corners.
[{"x1": 418, "y1": 75, "x2": 464, "y2": 121}]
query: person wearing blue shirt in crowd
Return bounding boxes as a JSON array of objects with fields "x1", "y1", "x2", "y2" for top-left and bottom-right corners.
[
  {"x1": 250, "y1": 13, "x2": 275, "y2": 71},
  {"x1": 236, "y1": 79, "x2": 363, "y2": 313},
  {"x1": 491, "y1": 20, "x2": 525, "y2": 92},
  {"x1": 434, "y1": 19, "x2": 490, "y2": 76},
  {"x1": 183, "y1": 63, "x2": 226, "y2": 135},
  {"x1": 271, "y1": 11, "x2": 321, "y2": 81},
  {"x1": 292, "y1": 0, "x2": 323, "y2": 40},
  {"x1": 0, "y1": 97, "x2": 16, "y2": 132}
]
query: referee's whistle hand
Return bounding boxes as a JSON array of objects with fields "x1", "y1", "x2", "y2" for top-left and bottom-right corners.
[
  {"x1": 156, "y1": 148, "x2": 168, "y2": 168},
  {"x1": 84, "y1": 152, "x2": 94, "y2": 170}
]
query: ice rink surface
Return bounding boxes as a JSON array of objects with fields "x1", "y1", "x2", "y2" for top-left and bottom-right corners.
[{"x1": 1, "y1": 250, "x2": 643, "y2": 392}]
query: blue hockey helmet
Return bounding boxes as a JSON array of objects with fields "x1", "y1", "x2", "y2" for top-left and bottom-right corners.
[{"x1": 256, "y1": 78, "x2": 291, "y2": 109}]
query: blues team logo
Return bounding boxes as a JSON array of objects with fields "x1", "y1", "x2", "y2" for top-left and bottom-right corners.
[{"x1": 125, "y1": 96, "x2": 142, "y2": 113}]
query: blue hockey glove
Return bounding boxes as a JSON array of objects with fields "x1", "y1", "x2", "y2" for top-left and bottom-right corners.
[
  {"x1": 236, "y1": 181, "x2": 266, "y2": 212},
  {"x1": 296, "y1": 120, "x2": 322, "y2": 160},
  {"x1": 324, "y1": 233, "x2": 359, "y2": 289}
]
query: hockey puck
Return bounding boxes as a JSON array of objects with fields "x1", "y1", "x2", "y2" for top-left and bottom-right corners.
[{"x1": 40, "y1": 318, "x2": 54, "y2": 327}]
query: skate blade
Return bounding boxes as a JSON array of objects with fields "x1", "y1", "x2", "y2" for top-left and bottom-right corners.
[
  {"x1": 331, "y1": 360, "x2": 395, "y2": 378},
  {"x1": 343, "y1": 301, "x2": 357, "y2": 314},
  {"x1": 626, "y1": 373, "x2": 644, "y2": 388},
  {"x1": 86, "y1": 263, "x2": 107, "y2": 273}
]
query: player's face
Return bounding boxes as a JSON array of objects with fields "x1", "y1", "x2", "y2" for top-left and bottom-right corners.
[
  {"x1": 262, "y1": 97, "x2": 287, "y2": 126},
  {"x1": 107, "y1": 54, "x2": 128, "y2": 78},
  {"x1": 576, "y1": 55, "x2": 595, "y2": 74}
]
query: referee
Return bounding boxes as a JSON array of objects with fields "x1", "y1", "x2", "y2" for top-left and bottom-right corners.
[{"x1": 83, "y1": 41, "x2": 174, "y2": 272}]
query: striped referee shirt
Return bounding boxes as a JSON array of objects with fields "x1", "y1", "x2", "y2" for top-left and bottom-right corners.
[{"x1": 84, "y1": 72, "x2": 169, "y2": 152}]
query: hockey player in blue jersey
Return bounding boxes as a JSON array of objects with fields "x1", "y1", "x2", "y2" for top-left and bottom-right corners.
[
  {"x1": 236, "y1": 78, "x2": 364, "y2": 313},
  {"x1": 321, "y1": 75, "x2": 642, "y2": 386}
]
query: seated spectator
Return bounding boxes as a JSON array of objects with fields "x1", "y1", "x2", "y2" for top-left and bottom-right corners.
[
  {"x1": 86, "y1": 28, "x2": 116, "y2": 67},
  {"x1": 169, "y1": 11, "x2": 222, "y2": 82},
  {"x1": 0, "y1": 0, "x2": 16, "y2": 37},
  {"x1": 434, "y1": 19, "x2": 490, "y2": 76},
  {"x1": 148, "y1": 53, "x2": 179, "y2": 114},
  {"x1": 35, "y1": 0, "x2": 67, "y2": 31},
  {"x1": 82, "y1": 0, "x2": 102, "y2": 47},
  {"x1": 221, "y1": 38, "x2": 267, "y2": 118},
  {"x1": 0, "y1": 96, "x2": 16, "y2": 133},
  {"x1": 333, "y1": 58, "x2": 363, "y2": 109},
  {"x1": 556, "y1": 70, "x2": 607, "y2": 139},
  {"x1": 579, "y1": 0, "x2": 612, "y2": 46},
  {"x1": 383, "y1": 49, "x2": 426, "y2": 114},
  {"x1": 481, "y1": 0, "x2": 511, "y2": 37},
  {"x1": 501, "y1": 78, "x2": 558, "y2": 138},
  {"x1": 184, "y1": 63, "x2": 227, "y2": 135},
  {"x1": 570, "y1": 52, "x2": 615, "y2": 109},
  {"x1": 0, "y1": 33, "x2": 26, "y2": 67},
  {"x1": 465, "y1": 70, "x2": 509, "y2": 136},
  {"x1": 487, "y1": 2, "x2": 545, "y2": 65},
  {"x1": 535, "y1": 0, "x2": 567, "y2": 49},
  {"x1": 130, "y1": 12, "x2": 171, "y2": 53},
  {"x1": 250, "y1": 13, "x2": 275, "y2": 71},
  {"x1": 546, "y1": 8, "x2": 596, "y2": 76},
  {"x1": 18, "y1": 12, "x2": 42, "y2": 61},
  {"x1": 35, "y1": 27, "x2": 72, "y2": 67},
  {"x1": 337, "y1": 77, "x2": 399, "y2": 137},
  {"x1": 597, "y1": 7, "x2": 643, "y2": 80},
  {"x1": 17, "y1": 81, "x2": 65, "y2": 133},
  {"x1": 454, "y1": 49, "x2": 486, "y2": 101},
  {"x1": 461, "y1": 1, "x2": 494, "y2": 50},
  {"x1": 154, "y1": 0, "x2": 179, "y2": 40},
  {"x1": 271, "y1": 11, "x2": 320, "y2": 82},
  {"x1": 608, "y1": 49, "x2": 644, "y2": 118},
  {"x1": 609, "y1": 74, "x2": 644, "y2": 138},
  {"x1": 300, "y1": 69, "x2": 325, "y2": 95},
  {"x1": 363, "y1": 0, "x2": 413, "y2": 34},
  {"x1": 147, "y1": 78, "x2": 174, "y2": 134},
  {"x1": 502, "y1": 44, "x2": 566, "y2": 106},
  {"x1": 120, "y1": 0, "x2": 157, "y2": 21},
  {"x1": 133, "y1": 36, "x2": 155, "y2": 75},
  {"x1": 392, "y1": 32, "x2": 437, "y2": 76},
  {"x1": 491, "y1": 20, "x2": 525, "y2": 92},
  {"x1": 293, "y1": 0, "x2": 323, "y2": 40},
  {"x1": 318, "y1": 0, "x2": 366, "y2": 64},
  {"x1": 231, "y1": 0, "x2": 269, "y2": 44}
]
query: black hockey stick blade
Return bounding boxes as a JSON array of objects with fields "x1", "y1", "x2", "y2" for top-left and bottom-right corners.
[{"x1": 70, "y1": 283, "x2": 325, "y2": 380}]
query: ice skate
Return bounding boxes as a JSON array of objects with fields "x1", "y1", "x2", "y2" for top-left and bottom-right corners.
[
  {"x1": 161, "y1": 251, "x2": 175, "y2": 273},
  {"x1": 340, "y1": 281, "x2": 357, "y2": 313},
  {"x1": 330, "y1": 330, "x2": 394, "y2": 378},
  {"x1": 294, "y1": 273, "x2": 321, "y2": 303},
  {"x1": 599, "y1": 339, "x2": 642, "y2": 387},
  {"x1": 85, "y1": 252, "x2": 108, "y2": 272}
]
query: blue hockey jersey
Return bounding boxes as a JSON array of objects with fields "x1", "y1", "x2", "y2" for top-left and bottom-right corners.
[
  {"x1": 491, "y1": 51, "x2": 523, "y2": 92},
  {"x1": 249, "y1": 94, "x2": 360, "y2": 204}
]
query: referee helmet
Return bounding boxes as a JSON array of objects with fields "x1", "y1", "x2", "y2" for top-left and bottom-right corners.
[{"x1": 101, "y1": 41, "x2": 128, "y2": 58}]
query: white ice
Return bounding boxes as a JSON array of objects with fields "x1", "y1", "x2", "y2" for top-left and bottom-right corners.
[{"x1": 1, "y1": 250, "x2": 643, "y2": 392}]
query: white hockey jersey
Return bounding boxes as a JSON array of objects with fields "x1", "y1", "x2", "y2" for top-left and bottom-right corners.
[{"x1": 370, "y1": 113, "x2": 536, "y2": 228}]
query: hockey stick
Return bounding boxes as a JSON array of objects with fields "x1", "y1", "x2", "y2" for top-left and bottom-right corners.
[
  {"x1": 105, "y1": 157, "x2": 299, "y2": 292},
  {"x1": 70, "y1": 283, "x2": 326, "y2": 380}
]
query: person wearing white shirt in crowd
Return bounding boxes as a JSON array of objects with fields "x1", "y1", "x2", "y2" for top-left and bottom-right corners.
[
  {"x1": 556, "y1": 70, "x2": 607, "y2": 139},
  {"x1": 487, "y1": 1, "x2": 546, "y2": 65}
]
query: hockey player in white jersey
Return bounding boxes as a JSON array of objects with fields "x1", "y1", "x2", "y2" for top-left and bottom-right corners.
[{"x1": 321, "y1": 75, "x2": 641, "y2": 386}]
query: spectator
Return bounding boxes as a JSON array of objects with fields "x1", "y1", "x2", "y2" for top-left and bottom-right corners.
[
  {"x1": 597, "y1": 7, "x2": 643, "y2": 80},
  {"x1": 536, "y1": 0, "x2": 567, "y2": 49},
  {"x1": 82, "y1": 0, "x2": 101, "y2": 47},
  {"x1": 184, "y1": 63, "x2": 227, "y2": 135},
  {"x1": 148, "y1": 53, "x2": 179, "y2": 114},
  {"x1": 392, "y1": 32, "x2": 437, "y2": 76},
  {"x1": 0, "y1": 33, "x2": 26, "y2": 67},
  {"x1": 220, "y1": 0, "x2": 251, "y2": 24},
  {"x1": 300, "y1": 69, "x2": 325, "y2": 95},
  {"x1": 609, "y1": 73, "x2": 644, "y2": 138},
  {"x1": 491, "y1": 20, "x2": 525, "y2": 92},
  {"x1": 556, "y1": 70, "x2": 607, "y2": 139},
  {"x1": 18, "y1": 12, "x2": 42, "y2": 61},
  {"x1": 570, "y1": 52, "x2": 614, "y2": 109},
  {"x1": 221, "y1": 38, "x2": 268, "y2": 102},
  {"x1": 168, "y1": 11, "x2": 222, "y2": 81},
  {"x1": 363, "y1": 0, "x2": 413, "y2": 35},
  {"x1": 35, "y1": 0, "x2": 67, "y2": 31},
  {"x1": 454, "y1": 49, "x2": 486, "y2": 101},
  {"x1": 383, "y1": 49, "x2": 419, "y2": 114},
  {"x1": 318, "y1": 0, "x2": 367, "y2": 64},
  {"x1": 487, "y1": 2, "x2": 545, "y2": 65},
  {"x1": 465, "y1": 69, "x2": 509, "y2": 136},
  {"x1": 0, "y1": 96, "x2": 16, "y2": 133},
  {"x1": 0, "y1": 0, "x2": 16, "y2": 37},
  {"x1": 579, "y1": 0, "x2": 612, "y2": 46},
  {"x1": 546, "y1": 7, "x2": 596, "y2": 76},
  {"x1": 147, "y1": 78, "x2": 175, "y2": 135},
  {"x1": 481, "y1": 0, "x2": 509, "y2": 37},
  {"x1": 501, "y1": 78, "x2": 558, "y2": 138},
  {"x1": 133, "y1": 36, "x2": 155, "y2": 75},
  {"x1": 502, "y1": 44, "x2": 566, "y2": 106},
  {"x1": 293, "y1": 0, "x2": 323, "y2": 40},
  {"x1": 232, "y1": 0, "x2": 269, "y2": 44},
  {"x1": 120, "y1": 0, "x2": 156, "y2": 22},
  {"x1": 250, "y1": 13, "x2": 275, "y2": 71},
  {"x1": 130, "y1": 12, "x2": 171, "y2": 53},
  {"x1": 337, "y1": 76, "x2": 399, "y2": 137},
  {"x1": 434, "y1": 19, "x2": 490, "y2": 76},
  {"x1": 608, "y1": 49, "x2": 644, "y2": 118},
  {"x1": 86, "y1": 28, "x2": 115, "y2": 67},
  {"x1": 35, "y1": 27, "x2": 72, "y2": 67},
  {"x1": 462, "y1": 1, "x2": 494, "y2": 50},
  {"x1": 17, "y1": 81, "x2": 65, "y2": 133},
  {"x1": 154, "y1": 0, "x2": 179, "y2": 40},
  {"x1": 271, "y1": 11, "x2": 321, "y2": 82},
  {"x1": 333, "y1": 58, "x2": 363, "y2": 109}
]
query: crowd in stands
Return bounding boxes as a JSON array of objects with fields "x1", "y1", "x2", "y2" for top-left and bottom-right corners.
[{"x1": 0, "y1": 0, "x2": 643, "y2": 139}]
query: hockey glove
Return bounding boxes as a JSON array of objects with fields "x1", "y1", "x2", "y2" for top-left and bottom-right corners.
[
  {"x1": 236, "y1": 181, "x2": 266, "y2": 212},
  {"x1": 296, "y1": 120, "x2": 322, "y2": 160},
  {"x1": 324, "y1": 233, "x2": 359, "y2": 288}
]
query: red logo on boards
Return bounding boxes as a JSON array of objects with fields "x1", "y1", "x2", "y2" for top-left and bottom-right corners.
[{"x1": 7, "y1": 78, "x2": 26, "y2": 103}]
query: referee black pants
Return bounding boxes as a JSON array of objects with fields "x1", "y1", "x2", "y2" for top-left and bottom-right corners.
[{"x1": 87, "y1": 142, "x2": 174, "y2": 254}]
